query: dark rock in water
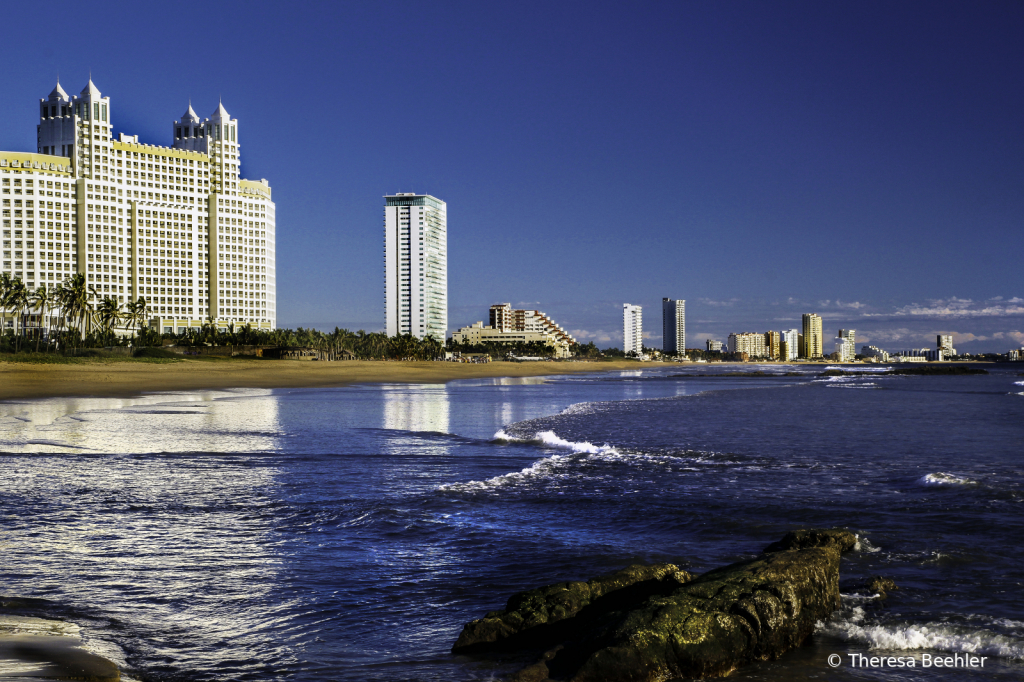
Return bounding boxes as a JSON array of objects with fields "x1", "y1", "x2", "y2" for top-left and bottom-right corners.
[
  {"x1": 866, "y1": 576, "x2": 898, "y2": 598},
  {"x1": 454, "y1": 529, "x2": 859, "y2": 681},
  {"x1": 452, "y1": 563, "x2": 693, "y2": 653},
  {"x1": 763, "y1": 528, "x2": 858, "y2": 554}
]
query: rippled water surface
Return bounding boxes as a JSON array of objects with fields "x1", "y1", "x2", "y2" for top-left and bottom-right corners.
[{"x1": 1, "y1": 365, "x2": 1022, "y2": 681}]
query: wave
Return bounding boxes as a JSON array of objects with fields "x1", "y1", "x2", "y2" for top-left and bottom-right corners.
[
  {"x1": 917, "y1": 472, "x2": 978, "y2": 486},
  {"x1": 447, "y1": 430, "x2": 716, "y2": 493},
  {"x1": 492, "y1": 429, "x2": 618, "y2": 455},
  {"x1": 818, "y1": 606, "x2": 1024, "y2": 658},
  {"x1": 854, "y1": 536, "x2": 882, "y2": 553}
]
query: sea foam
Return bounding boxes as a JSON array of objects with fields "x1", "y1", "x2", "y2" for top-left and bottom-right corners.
[
  {"x1": 817, "y1": 607, "x2": 1024, "y2": 658},
  {"x1": 917, "y1": 472, "x2": 978, "y2": 486}
]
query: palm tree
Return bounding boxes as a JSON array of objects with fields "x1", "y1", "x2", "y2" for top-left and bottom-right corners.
[
  {"x1": 5, "y1": 279, "x2": 29, "y2": 352},
  {"x1": 96, "y1": 296, "x2": 123, "y2": 342},
  {"x1": 28, "y1": 284, "x2": 53, "y2": 353},
  {"x1": 0, "y1": 273, "x2": 13, "y2": 343},
  {"x1": 124, "y1": 297, "x2": 150, "y2": 343}
]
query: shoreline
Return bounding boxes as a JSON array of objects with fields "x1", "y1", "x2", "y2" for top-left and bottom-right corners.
[{"x1": 0, "y1": 359, "x2": 666, "y2": 401}]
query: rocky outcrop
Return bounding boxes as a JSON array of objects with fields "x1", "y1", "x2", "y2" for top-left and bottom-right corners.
[
  {"x1": 452, "y1": 563, "x2": 694, "y2": 654},
  {"x1": 454, "y1": 529, "x2": 858, "y2": 681},
  {"x1": 762, "y1": 528, "x2": 858, "y2": 554},
  {"x1": 865, "y1": 576, "x2": 898, "y2": 598}
]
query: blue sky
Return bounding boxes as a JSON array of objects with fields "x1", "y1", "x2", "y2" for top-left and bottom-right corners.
[{"x1": 2, "y1": 1, "x2": 1022, "y2": 352}]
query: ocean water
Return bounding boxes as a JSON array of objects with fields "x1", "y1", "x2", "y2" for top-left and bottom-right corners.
[{"x1": 0, "y1": 365, "x2": 1022, "y2": 681}]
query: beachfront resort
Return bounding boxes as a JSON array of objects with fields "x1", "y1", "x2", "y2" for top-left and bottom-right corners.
[{"x1": 1, "y1": 79, "x2": 276, "y2": 335}]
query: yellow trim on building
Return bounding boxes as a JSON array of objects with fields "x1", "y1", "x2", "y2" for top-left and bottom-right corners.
[{"x1": 0, "y1": 151, "x2": 73, "y2": 176}]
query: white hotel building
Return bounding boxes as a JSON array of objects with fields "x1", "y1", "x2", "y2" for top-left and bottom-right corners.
[
  {"x1": 384, "y1": 193, "x2": 447, "y2": 341},
  {"x1": 2, "y1": 80, "x2": 275, "y2": 333},
  {"x1": 623, "y1": 303, "x2": 643, "y2": 355}
]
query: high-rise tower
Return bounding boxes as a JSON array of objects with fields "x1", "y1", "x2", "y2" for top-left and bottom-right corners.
[
  {"x1": 623, "y1": 303, "x2": 643, "y2": 355},
  {"x1": 802, "y1": 313, "x2": 823, "y2": 358},
  {"x1": 384, "y1": 193, "x2": 447, "y2": 340},
  {"x1": 661, "y1": 298, "x2": 685, "y2": 354}
]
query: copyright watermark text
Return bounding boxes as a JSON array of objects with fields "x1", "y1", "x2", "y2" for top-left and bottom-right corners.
[{"x1": 828, "y1": 652, "x2": 987, "y2": 668}]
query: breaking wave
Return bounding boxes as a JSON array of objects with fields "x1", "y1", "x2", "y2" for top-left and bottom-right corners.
[
  {"x1": 818, "y1": 607, "x2": 1024, "y2": 658},
  {"x1": 917, "y1": 472, "x2": 978, "y2": 486}
]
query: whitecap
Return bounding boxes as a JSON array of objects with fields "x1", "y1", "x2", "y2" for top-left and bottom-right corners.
[
  {"x1": 917, "y1": 472, "x2": 978, "y2": 486},
  {"x1": 817, "y1": 610, "x2": 1024, "y2": 658},
  {"x1": 854, "y1": 536, "x2": 882, "y2": 553}
]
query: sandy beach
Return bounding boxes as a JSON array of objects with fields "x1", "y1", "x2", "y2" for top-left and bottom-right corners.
[{"x1": 0, "y1": 359, "x2": 661, "y2": 401}]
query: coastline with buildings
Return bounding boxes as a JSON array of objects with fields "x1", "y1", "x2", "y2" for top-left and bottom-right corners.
[{"x1": 2, "y1": 6, "x2": 1022, "y2": 681}]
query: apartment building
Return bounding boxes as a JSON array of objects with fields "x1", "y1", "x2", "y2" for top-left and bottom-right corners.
[
  {"x1": 623, "y1": 303, "x2": 643, "y2": 355},
  {"x1": 802, "y1": 313, "x2": 823, "y2": 358},
  {"x1": 780, "y1": 328, "x2": 799, "y2": 361},
  {"x1": 727, "y1": 332, "x2": 766, "y2": 358},
  {"x1": 661, "y1": 298, "x2": 685, "y2": 354},
  {"x1": 384, "y1": 193, "x2": 447, "y2": 340}
]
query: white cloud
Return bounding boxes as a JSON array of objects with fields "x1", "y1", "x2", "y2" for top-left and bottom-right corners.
[
  {"x1": 570, "y1": 329, "x2": 614, "y2": 344},
  {"x1": 863, "y1": 297, "x2": 1024, "y2": 318}
]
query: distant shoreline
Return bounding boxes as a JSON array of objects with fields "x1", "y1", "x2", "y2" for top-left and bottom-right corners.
[{"x1": 0, "y1": 359, "x2": 665, "y2": 401}]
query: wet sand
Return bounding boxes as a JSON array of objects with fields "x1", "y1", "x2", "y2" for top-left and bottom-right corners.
[{"x1": 0, "y1": 359, "x2": 661, "y2": 401}]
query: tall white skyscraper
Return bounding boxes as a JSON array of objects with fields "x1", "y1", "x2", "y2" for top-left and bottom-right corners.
[
  {"x1": 384, "y1": 193, "x2": 447, "y2": 340},
  {"x1": 661, "y1": 298, "x2": 685, "y2": 354},
  {"x1": 623, "y1": 303, "x2": 643, "y2": 355},
  {"x1": 780, "y1": 329, "x2": 799, "y2": 360},
  {"x1": 838, "y1": 329, "x2": 856, "y2": 361},
  {"x1": 2, "y1": 79, "x2": 276, "y2": 333}
]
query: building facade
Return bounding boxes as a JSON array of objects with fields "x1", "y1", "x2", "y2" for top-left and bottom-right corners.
[
  {"x1": 451, "y1": 320, "x2": 571, "y2": 358},
  {"x1": 2, "y1": 80, "x2": 276, "y2": 334},
  {"x1": 661, "y1": 298, "x2": 685, "y2": 354},
  {"x1": 838, "y1": 329, "x2": 856, "y2": 361},
  {"x1": 728, "y1": 332, "x2": 766, "y2": 357},
  {"x1": 937, "y1": 334, "x2": 956, "y2": 356},
  {"x1": 384, "y1": 193, "x2": 447, "y2": 340},
  {"x1": 861, "y1": 345, "x2": 890, "y2": 362},
  {"x1": 706, "y1": 339, "x2": 722, "y2": 352},
  {"x1": 623, "y1": 303, "x2": 643, "y2": 355},
  {"x1": 764, "y1": 330, "x2": 781, "y2": 360},
  {"x1": 489, "y1": 303, "x2": 575, "y2": 346},
  {"x1": 780, "y1": 328, "x2": 799, "y2": 360},
  {"x1": 802, "y1": 313, "x2": 823, "y2": 358}
]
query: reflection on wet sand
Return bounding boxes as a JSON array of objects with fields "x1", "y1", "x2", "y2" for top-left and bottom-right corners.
[{"x1": 0, "y1": 390, "x2": 282, "y2": 453}]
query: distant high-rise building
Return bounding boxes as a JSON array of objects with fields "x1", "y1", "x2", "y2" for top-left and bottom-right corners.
[
  {"x1": 623, "y1": 304, "x2": 643, "y2": 355},
  {"x1": 780, "y1": 329, "x2": 799, "y2": 360},
  {"x1": 728, "y1": 332, "x2": 766, "y2": 357},
  {"x1": 661, "y1": 298, "x2": 685, "y2": 354},
  {"x1": 706, "y1": 339, "x2": 723, "y2": 352},
  {"x1": 802, "y1": 314, "x2": 823, "y2": 358},
  {"x1": 765, "y1": 331, "x2": 781, "y2": 360},
  {"x1": 937, "y1": 334, "x2": 956, "y2": 355},
  {"x1": 384, "y1": 193, "x2": 447, "y2": 340},
  {"x1": 838, "y1": 329, "x2": 856, "y2": 360}
]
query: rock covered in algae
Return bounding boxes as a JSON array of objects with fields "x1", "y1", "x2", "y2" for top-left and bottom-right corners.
[
  {"x1": 454, "y1": 528, "x2": 859, "y2": 681},
  {"x1": 452, "y1": 563, "x2": 694, "y2": 653}
]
